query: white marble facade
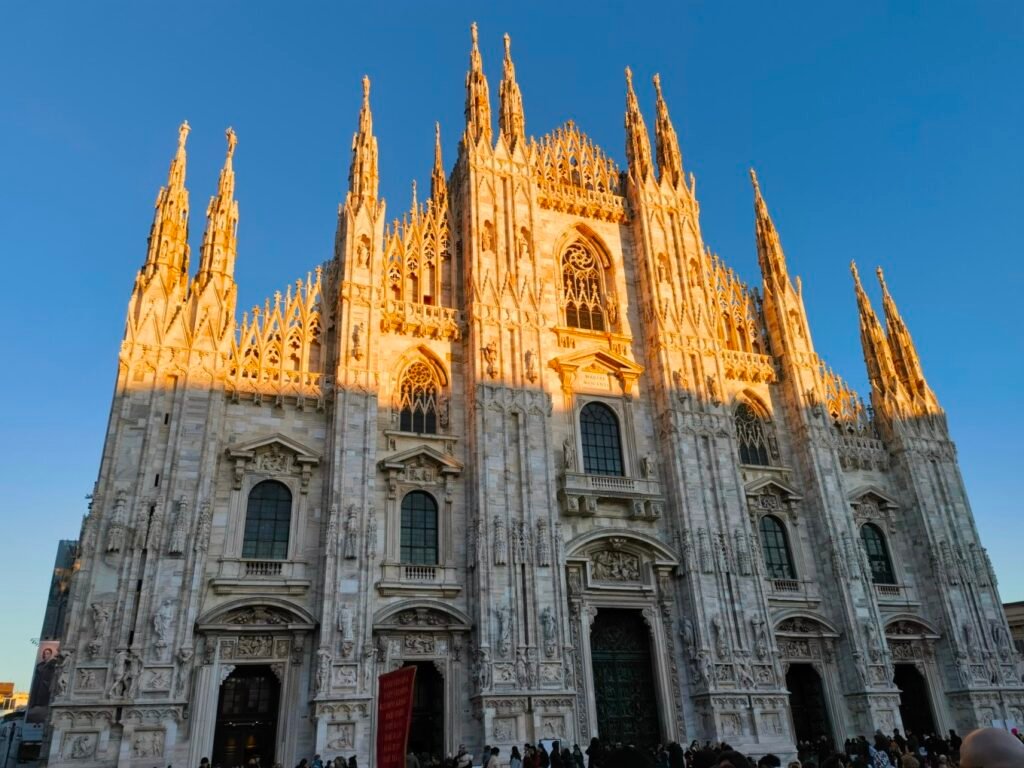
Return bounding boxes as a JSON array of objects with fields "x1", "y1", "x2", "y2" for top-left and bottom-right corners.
[{"x1": 48, "y1": 29, "x2": 1023, "y2": 768}]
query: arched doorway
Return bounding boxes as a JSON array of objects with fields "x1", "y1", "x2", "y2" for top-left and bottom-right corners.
[
  {"x1": 213, "y1": 665, "x2": 280, "y2": 768},
  {"x1": 894, "y1": 664, "x2": 935, "y2": 735},
  {"x1": 405, "y1": 661, "x2": 444, "y2": 761},
  {"x1": 590, "y1": 609, "x2": 660, "y2": 746},
  {"x1": 786, "y1": 664, "x2": 832, "y2": 745}
]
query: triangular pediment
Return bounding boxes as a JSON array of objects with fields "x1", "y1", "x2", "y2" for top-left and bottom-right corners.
[
  {"x1": 744, "y1": 476, "x2": 802, "y2": 502},
  {"x1": 551, "y1": 347, "x2": 644, "y2": 395},
  {"x1": 847, "y1": 484, "x2": 899, "y2": 509},
  {"x1": 226, "y1": 432, "x2": 320, "y2": 464},
  {"x1": 377, "y1": 445, "x2": 463, "y2": 475}
]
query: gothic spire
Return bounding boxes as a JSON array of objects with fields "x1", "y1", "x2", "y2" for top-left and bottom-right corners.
[
  {"x1": 347, "y1": 75, "x2": 379, "y2": 205},
  {"x1": 431, "y1": 121, "x2": 447, "y2": 206},
  {"x1": 143, "y1": 121, "x2": 191, "y2": 279},
  {"x1": 750, "y1": 169, "x2": 791, "y2": 288},
  {"x1": 464, "y1": 22, "x2": 493, "y2": 147},
  {"x1": 652, "y1": 74, "x2": 684, "y2": 187},
  {"x1": 197, "y1": 128, "x2": 239, "y2": 284},
  {"x1": 851, "y1": 261, "x2": 904, "y2": 406},
  {"x1": 498, "y1": 33, "x2": 525, "y2": 149},
  {"x1": 876, "y1": 267, "x2": 940, "y2": 412},
  {"x1": 624, "y1": 67, "x2": 653, "y2": 182}
]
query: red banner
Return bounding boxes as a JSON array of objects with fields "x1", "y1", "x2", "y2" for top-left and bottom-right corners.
[{"x1": 376, "y1": 666, "x2": 417, "y2": 768}]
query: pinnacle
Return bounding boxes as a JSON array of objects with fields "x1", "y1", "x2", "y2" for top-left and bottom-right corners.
[
  {"x1": 225, "y1": 127, "x2": 237, "y2": 160},
  {"x1": 178, "y1": 121, "x2": 191, "y2": 150}
]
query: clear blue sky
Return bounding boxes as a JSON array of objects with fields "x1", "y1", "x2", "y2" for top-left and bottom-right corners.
[{"x1": 1, "y1": 3, "x2": 1021, "y2": 688}]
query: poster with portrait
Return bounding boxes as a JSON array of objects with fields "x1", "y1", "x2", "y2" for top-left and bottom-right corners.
[{"x1": 26, "y1": 640, "x2": 60, "y2": 723}]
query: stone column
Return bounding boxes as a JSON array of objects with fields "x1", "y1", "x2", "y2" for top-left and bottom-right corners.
[{"x1": 188, "y1": 664, "x2": 220, "y2": 767}]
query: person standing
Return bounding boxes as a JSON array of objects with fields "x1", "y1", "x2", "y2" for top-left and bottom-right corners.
[{"x1": 509, "y1": 746, "x2": 523, "y2": 768}]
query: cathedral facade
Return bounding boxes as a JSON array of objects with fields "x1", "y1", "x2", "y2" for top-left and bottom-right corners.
[{"x1": 48, "y1": 26, "x2": 1022, "y2": 768}]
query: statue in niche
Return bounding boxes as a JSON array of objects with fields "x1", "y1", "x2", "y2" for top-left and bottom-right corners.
[
  {"x1": 524, "y1": 349, "x2": 538, "y2": 383},
  {"x1": 337, "y1": 604, "x2": 354, "y2": 657},
  {"x1": 167, "y1": 496, "x2": 189, "y2": 555},
  {"x1": 482, "y1": 341, "x2": 498, "y2": 379},
  {"x1": 343, "y1": 505, "x2": 358, "y2": 559},
  {"x1": 175, "y1": 647, "x2": 193, "y2": 697},
  {"x1": 315, "y1": 648, "x2": 331, "y2": 695},
  {"x1": 496, "y1": 606, "x2": 512, "y2": 658},
  {"x1": 351, "y1": 323, "x2": 363, "y2": 361},
  {"x1": 515, "y1": 650, "x2": 530, "y2": 688},
  {"x1": 640, "y1": 454, "x2": 657, "y2": 479},
  {"x1": 493, "y1": 516, "x2": 508, "y2": 565},
  {"x1": 606, "y1": 294, "x2": 619, "y2": 325},
  {"x1": 711, "y1": 615, "x2": 728, "y2": 659},
  {"x1": 152, "y1": 599, "x2": 175, "y2": 653},
  {"x1": 562, "y1": 437, "x2": 577, "y2": 471},
  {"x1": 540, "y1": 606, "x2": 557, "y2": 658},
  {"x1": 53, "y1": 650, "x2": 72, "y2": 697}
]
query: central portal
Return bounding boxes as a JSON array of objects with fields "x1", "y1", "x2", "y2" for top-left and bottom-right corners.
[
  {"x1": 894, "y1": 664, "x2": 935, "y2": 736},
  {"x1": 212, "y1": 665, "x2": 280, "y2": 768},
  {"x1": 405, "y1": 661, "x2": 444, "y2": 762},
  {"x1": 590, "y1": 609, "x2": 659, "y2": 746}
]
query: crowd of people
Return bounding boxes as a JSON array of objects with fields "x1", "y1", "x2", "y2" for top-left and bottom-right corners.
[{"x1": 196, "y1": 726, "x2": 1024, "y2": 768}]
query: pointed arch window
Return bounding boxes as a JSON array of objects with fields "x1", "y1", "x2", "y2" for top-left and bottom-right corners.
[
  {"x1": 735, "y1": 403, "x2": 773, "y2": 466},
  {"x1": 398, "y1": 361, "x2": 441, "y2": 434},
  {"x1": 580, "y1": 402, "x2": 624, "y2": 476},
  {"x1": 400, "y1": 491, "x2": 438, "y2": 565},
  {"x1": 242, "y1": 480, "x2": 291, "y2": 560},
  {"x1": 860, "y1": 523, "x2": 896, "y2": 585},
  {"x1": 561, "y1": 240, "x2": 609, "y2": 332},
  {"x1": 759, "y1": 515, "x2": 796, "y2": 580}
]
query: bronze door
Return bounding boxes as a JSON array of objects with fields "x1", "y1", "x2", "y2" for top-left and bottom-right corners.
[{"x1": 590, "y1": 609, "x2": 660, "y2": 746}]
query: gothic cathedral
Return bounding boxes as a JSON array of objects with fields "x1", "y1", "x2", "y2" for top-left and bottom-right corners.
[{"x1": 48, "y1": 26, "x2": 1022, "y2": 767}]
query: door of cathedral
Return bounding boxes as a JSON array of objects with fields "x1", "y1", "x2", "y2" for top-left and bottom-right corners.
[
  {"x1": 405, "y1": 661, "x2": 444, "y2": 760},
  {"x1": 894, "y1": 664, "x2": 935, "y2": 736},
  {"x1": 213, "y1": 665, "x2": 280, "y2": 768},
  {"x1": 590, "y1": 609, "x2": 660, "y2": 747},
  {"x1": 786, "y1": 664, "x2": 832, "y2": 745}
]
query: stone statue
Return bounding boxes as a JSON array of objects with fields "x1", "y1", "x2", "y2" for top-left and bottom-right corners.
[
  {"x1": 515, "y1": 650, "x2": 530, "y2": 688},
  {"x1": 315, "y1": 648, "x2": 331, "y2": 695},
  {"x1": 90, "y1": 602, "x2": 112, "y2": 641},
  {"x1": 152, "y1": 599, "x2": 175, "y2": 653},
  {"x1": 712, "y1": 615, "x2": 728, "y2": 659},
  {"x1": 167, "y1": 496, "x2": 189, "y2": 555},
  {"x1": 53, "y1": 650, "x2": 72, "y2": 697},
  {"x1": 493, "y1": 516, "x2": 508, "y2": 565},
  {"x1": 343, "y1": 505, "x2": 358, "y2": 559},
  {"x1": 108, "y1": 649, "x2": 129, "y2": 698},
  {"x1": 540, "y1": 606, "x2": 557, "y2": 658},
  {"x1": 175, "y1": 647, "x2": 194, "y2": 697},
  {"x1": 562, "y1": 437, "x2": 576, "y2": 471},
  {"x1": 496, "y1": 605, "x2": 512, "y2": 658},
  {"x1": 337, "y1": 604, "x2": 354, "y2": 657}
]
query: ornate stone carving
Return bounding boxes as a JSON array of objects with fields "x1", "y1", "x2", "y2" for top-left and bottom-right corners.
[
  {"x1": 131, "y1": 730, "x2": 164, "y2": 758},
  {"x1": 590, "y1": 549, "x2": 640, "y2": 581},
  {"x1": 403, "y1": 634, "x2": 436, "y2": 654},
  {"x1": 224, "y1": 606, "x2": 290, "y2": 625}
]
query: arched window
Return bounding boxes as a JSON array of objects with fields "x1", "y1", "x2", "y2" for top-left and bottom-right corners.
[
  {"x1": 561, "y1": 240, "x2": 609, "y2": 332},
  {"x1": 580, "y1": 402, "x2": 624, "y2": 476},
  {"x1": 735, "y1": 403, "x2": 772, "y2": 466},
  {"x1": 759, "y1": 515, "x2": 796, "y2": 580},
  {"x1": 860, "y1": 523, "x2": 896, "y2": 585},
  {"x1": 400, "y1": 491, "x2": 438, "y2": 565},
  {"x1": 398, "y1": 361, "x2": 441, "y2": 434},
  {"x1": 242, "y1": 481, "x2": 292, "y2": 560}
]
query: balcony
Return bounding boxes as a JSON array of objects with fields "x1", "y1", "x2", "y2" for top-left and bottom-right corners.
[
  {"x1": 766, "y1": 578, "x2": 821, "y2": 605},
  {"x1": 872, "y1": 582, "x2": 919, "y2": 607},
  {"x1": 210, "y1": 558, "x2": 311, "y2": 596},
  {"x1": 558, "y1": 471, "x2": 663, "y2": 518},
  {"x1": 377, "y1": 562, "x2": 461, "y2": 598}
]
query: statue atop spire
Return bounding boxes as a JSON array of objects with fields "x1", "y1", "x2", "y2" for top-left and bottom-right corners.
[
  {"x1": 464, "y1": 22, "x2": 493, "y2": 147},
  {"x1": 498, "y1": 32, "x2": 525, "y2": 149},
  {"x1": 431, "y1": 122, "x2": 447, "y2": 206},
  {"x1": 197, "y1": 127, "x2": 240, "y2": 284},
  {"x1": 347, "y1": 75, "x2": 379, "y2": 206},
  {"x1": 652, "y1": 74, "x2": 684, "y2": 187},
  {"x1": 143, "y1": 121, "x2": 192, "y2": 280},
  {"x1": 624, "y1": 67, "x2": 653, "y2": 182},
  {"x1": 851, "y1": 260, "x2": 905, "y2": 410},
  {"x1": 876, "y1": 267, "x2": 940, "y2": 413}
]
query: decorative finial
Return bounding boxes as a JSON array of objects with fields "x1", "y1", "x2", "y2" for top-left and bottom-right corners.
[
  {"x1": 178, "y1": 121, "x2": 191, "y2": 149},
  {"x1": 411, "y1": 179, "x2": 418, "y2": 209},
  {"x1": 504, "y1": 32, "x2": 511, "y2": 59},
  {"x1": 361, "y1": 75, "x2": 370, "y2": 105},
  {"x1": 876, "y1": 266, "x2": 888, "y2": 287},
  {"x1": 850, "y1": 260, "x2": 861, "y2": 283},
  {"x1": 749, "y1": 168, "x2": 760, "y2": 192},
  {"x1": 225, "y1": 127, "x2": 237, "y2": 159},
  {"x1": 435, "y1": 121, "x2": 441, "y2": 145},
  {"x1": 471, "y1": 21, "x2": 479, "y2": 45},
  {"x1": 625, "y1": 66, "x2": 634, "y2": 89},
  {"x1": 652, "y1": 73, "x2": 663, "y2": 98}
]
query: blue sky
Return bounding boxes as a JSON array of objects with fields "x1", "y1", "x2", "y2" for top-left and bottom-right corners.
[{"x1": 1, "y1": 2, "x2": 1021, "y2": 688}]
